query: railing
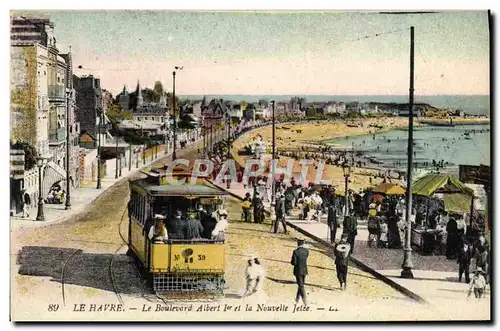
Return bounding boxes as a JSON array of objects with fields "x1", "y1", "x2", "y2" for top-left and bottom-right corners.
[
  {"x1": 48, "y1": 85, "x2": 65, "y2": 99},
  {"x1": 49, "y1": 127, "x2": 66, "y2": 143}
]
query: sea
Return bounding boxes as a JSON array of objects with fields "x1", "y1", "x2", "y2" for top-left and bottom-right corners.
[
  {"x1": 323, "y1": 124, "x2": 491, "y2": 171},
  {"x1": 181, "y1": 94, "x2": 491, "y2": 171},
  {"x1": 180, "y1": 94, "x2": 490, "y2": 116}
]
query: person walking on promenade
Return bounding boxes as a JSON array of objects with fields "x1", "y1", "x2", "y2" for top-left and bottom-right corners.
[
  {"x1": 253, "y1": 192, "x2": 264, "y2": 224},
  {"x1": 274, "y1": 191, "x2": 288, "y2": 234},
  {"x1": 457, "y1": 241, "x2": 472, "y2": 283},
  {"x1": 291, "y1": 239, "x2": 309, "y2": 306},
  {"x1": 334, "y1": 235, "x2": 351, "y2": 290},
  {"x1": 21, "y1": 189, "x2": 31, "y2": 218},
  {"x1": 343, "y1": 215, "x2": 358, "y2": 254},
  {"x1": 327, "y1": 202, "x2": 338, "y2": 244},
  {"x1": 241, "y1": 192, "x2": 253, "y2": 222}
]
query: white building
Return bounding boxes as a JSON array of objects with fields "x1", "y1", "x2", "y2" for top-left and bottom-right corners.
[{"x1": 325, "y1": 102, "x2": 346, "y2": 115}]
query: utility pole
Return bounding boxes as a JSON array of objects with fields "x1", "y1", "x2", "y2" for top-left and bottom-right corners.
[
  {"x1": 209, "y1": 125, "x2": 213, "y2": 153},
  {"x1": 96, "y1": 111, "x2": 102, "y2": 189},
  {"x1": 65, "y1": 90, "x2": 72, "y2": 210},
  {"x1": 203, "y1": 126, "x2": 206, "y2": 157},
  {"x1": 401, "y1": 26, "x2": 415, "y2": 279},
  {"x1": 227, "y1": 112, "x2": 231, "y2": 189},
  {"x1": 271, "y1": 100, "x2": 276, "y2": 205},
  {"x1": 351, "y1": 141, "x2": 355, "y2": 165},
  {"x1": 172, "y1": 71, "x2": 177, "y2": 160}
]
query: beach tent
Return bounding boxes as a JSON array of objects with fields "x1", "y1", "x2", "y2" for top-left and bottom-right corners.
[
  {"x1": 371, "y1": 183, "x2": 405, "y2": 196},
  {"x1": 412, "y1": 174, "x2": 474, "y2": 213}
]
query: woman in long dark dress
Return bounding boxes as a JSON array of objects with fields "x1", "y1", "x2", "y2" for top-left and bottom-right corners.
[{"x1": 446, "y1": 218, "x2": 459, "y2": 259}]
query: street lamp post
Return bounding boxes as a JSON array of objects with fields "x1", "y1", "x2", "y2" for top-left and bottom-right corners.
[
  {"x1": 342, "y1": 162, "x2": 351, "y2": 217},
  {"x1": 115, "y1": 135, "x2": 119, "y2": 179},
  {"x1": 35, "y1": 156, "x2": 47, "y2": 221},
  {"x1": 136, "y1": 147, "x2": 139, "y2": 168},
  {"x1": 128, "y1": 144, "x2": 132, "y2": 171},
  {"x1": 96, "y1": 110, "x2": 102, "y2": 189},
  {"x1": 65, "y1": 89, "x2": 72, "y2": 210},
  {"x1": 143, "y1": 145, "x2": 146, "y2": 165},
  {"x1": 119, "y1": 151, "x2": 122, "y2": 177}
]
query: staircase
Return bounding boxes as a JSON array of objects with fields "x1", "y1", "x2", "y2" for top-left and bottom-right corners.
[{"x1": 41, "y1": 161, "x2": 67, "y2": 197}]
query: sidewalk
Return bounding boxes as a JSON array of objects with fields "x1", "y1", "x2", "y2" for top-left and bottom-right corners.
[
  {"x1": 11, "y1": 138, "x2": 203, "y2": 231},
  {"x1": 216, "y1": 181, "x2": 489, "y2": 306}
]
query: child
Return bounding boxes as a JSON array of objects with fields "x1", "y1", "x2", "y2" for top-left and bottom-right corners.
[
  {"x1": 468, "y1": 267, "x2": 487, "y2": 299},
  {"x1": 379, "y1": 220, "x2": 388, "y2": 248}
]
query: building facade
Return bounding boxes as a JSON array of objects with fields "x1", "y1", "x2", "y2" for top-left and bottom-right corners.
[{"x1": 74, "y1": 75, "x2": 105, "y2": 146}]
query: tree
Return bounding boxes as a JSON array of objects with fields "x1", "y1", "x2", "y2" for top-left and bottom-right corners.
[
  {"x1": 142, "y1": 88, "x2": 158, "y2": 103},
  {"x1": 106, "y1": 103, "x2": 132, "y2": 120},
  {"x1": 153, "y1": 81, "x2": 164, "y2": 98},
  {"x1": 10, "y1": 140, "x2": 37, "y2": 170}
]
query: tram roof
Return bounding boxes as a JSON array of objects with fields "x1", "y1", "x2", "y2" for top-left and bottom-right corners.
[{"x1": 137, "y1": 181, "x2": 230, "y2": 197}]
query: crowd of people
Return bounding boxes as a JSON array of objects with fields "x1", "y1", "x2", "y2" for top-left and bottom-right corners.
[{"x1": 144, "y1": 206, "x2": 229, "y2": 243}]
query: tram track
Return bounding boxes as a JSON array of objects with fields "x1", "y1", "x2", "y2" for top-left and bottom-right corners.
[{"x1": 60, "y1": 207, "x2": 134, "y2": 307}]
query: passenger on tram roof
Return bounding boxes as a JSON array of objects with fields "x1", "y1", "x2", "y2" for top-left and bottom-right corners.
[{"x1": 148, "y1": 214, "x2": 169, "y2": 243}]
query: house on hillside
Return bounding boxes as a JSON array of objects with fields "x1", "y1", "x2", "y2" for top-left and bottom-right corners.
[{"x1": 202, "y1": 98, "x2": 226, "y2": 127}]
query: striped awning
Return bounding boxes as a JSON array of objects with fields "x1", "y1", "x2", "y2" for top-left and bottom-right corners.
[{"x1": 42, "y1": 161, "x2": 66, "y2": 197}]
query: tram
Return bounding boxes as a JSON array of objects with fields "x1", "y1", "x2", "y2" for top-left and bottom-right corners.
[{"x1": 127, "y1": 164, "x2": 229, "y2": 294}]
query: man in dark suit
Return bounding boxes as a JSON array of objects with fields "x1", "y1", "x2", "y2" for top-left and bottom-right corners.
[
  {"x1": 327, "y1": 203, "x2": 338, "y2": 244},
  {"x1": 291, "y1": 238, "x2": 309, "y2": 305},
  {"x1": 343, "y1": 215, "x2": 358, "y2": 254},
  {"x1": 457, "y1": 241, "x2": 472, "y2": 283}
]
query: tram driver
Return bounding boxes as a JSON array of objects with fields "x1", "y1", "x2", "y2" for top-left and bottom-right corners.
[{"x1": 148, "y1": 214, "x2": 169, "y2": 243}]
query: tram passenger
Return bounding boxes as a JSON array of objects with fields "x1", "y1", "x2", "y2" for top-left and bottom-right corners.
[
  {"x1": 148, "y1": 215, "x2": 169, "y2": 243},
  {"x1": 211, "y1": 209, "x2": 228, "y2": 241},
  {"x1": 184, "y1": 214, "x2": 204, "y2": 240},
  {"x1": 168, "y1": 210, "x2": 185, "y2": 240}
]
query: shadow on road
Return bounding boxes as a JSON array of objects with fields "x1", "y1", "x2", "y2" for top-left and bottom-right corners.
[
  {"x1": 16, "y1": 246, "x2": 147, "y2": 297},
  {"x1": 266, "y1": 276, "x2": 340, "y2": 292}
]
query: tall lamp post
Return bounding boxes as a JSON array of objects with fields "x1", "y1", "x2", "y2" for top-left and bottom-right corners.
[
  {"x1": 36, "y1": 156, "x2": 47, "y2": 221},
  {"x1": 401, "y1": 26, "x2": 415, "y2": 279},
  {"x1": 96, "y1": 109, "x2": 103, "y2": 189},
  {"x1": 65, "y1": 89, "x2": 72, "y2": 210},
  {"x1": 172, "y1": 65, "x2": 183, "y2": 161},
  {"x1": 342, "y1": 162, "x2": 351, "y2": 217}
]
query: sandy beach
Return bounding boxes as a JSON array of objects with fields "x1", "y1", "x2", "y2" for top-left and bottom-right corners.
[{"x1": 232, "y1": 118, "x2": 406, "y2": 192}]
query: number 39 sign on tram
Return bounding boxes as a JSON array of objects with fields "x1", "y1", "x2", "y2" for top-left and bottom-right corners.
[{"x1": 169, "y1": 244, "x2": 226, "y2": 271}]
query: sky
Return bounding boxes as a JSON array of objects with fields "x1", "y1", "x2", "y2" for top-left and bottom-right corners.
[{"x1": 16, "y1": 10, "x2": 490, "y2": 96}]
